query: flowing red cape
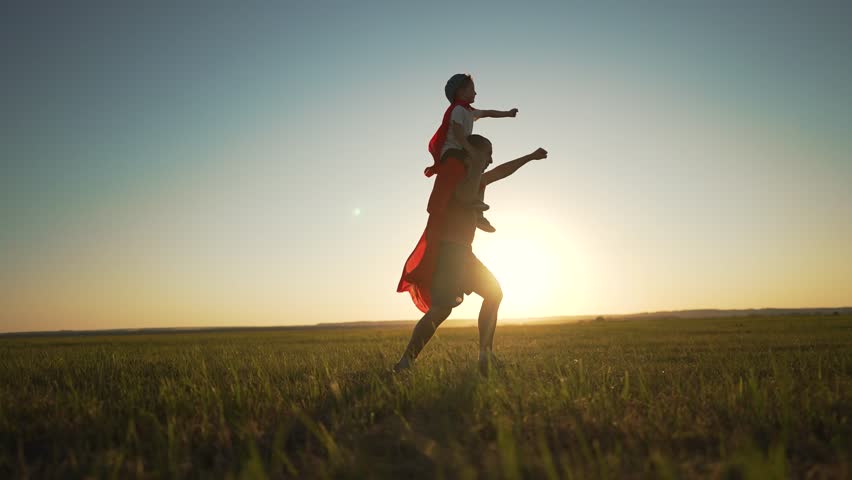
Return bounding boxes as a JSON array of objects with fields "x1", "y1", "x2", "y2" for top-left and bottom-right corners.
[
  {"x1": 397, "y1": 101, "x2": 472, "y2": 312},
  {"x1": 397, "y1": 158, "x2": 467, "y2": 312},
  {"x1": 424, "y1": 101, "x2": 472, "y2": 177}
]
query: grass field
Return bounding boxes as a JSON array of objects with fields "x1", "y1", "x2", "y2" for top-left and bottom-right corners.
[{"x1": 1, "y1": 315, "x2": 850, "y2": 479}]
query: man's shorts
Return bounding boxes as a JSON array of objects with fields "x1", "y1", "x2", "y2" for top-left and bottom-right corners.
[{"x1": 430, "y1": 241, "x2": 500, "y2": 309}]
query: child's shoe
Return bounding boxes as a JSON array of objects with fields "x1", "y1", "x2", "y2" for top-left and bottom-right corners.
[
  {"x1": 470, "y1": 200, "x2": 490, "y2": 212},
  {"x1": 477, "y1": 216, "x2": 496, "y2": 233}
]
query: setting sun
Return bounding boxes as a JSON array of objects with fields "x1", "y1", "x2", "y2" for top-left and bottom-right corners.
[
  {"x1": 475, "y1": 214, "x2": 582, "y2": 319},
  {"x1": 3, "y1": 3, "x2": 852, "y2": 477}
]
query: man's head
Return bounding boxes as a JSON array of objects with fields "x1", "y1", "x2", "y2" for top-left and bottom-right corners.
[
  {"x1": 467, "y1": 134, "x2": 493, "y2": 169},
  {"x1": 445, "y1": 73, "x2": 476, "y2": 104}
]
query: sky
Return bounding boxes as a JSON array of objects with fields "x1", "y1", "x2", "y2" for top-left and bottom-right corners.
[{"x1": 2, "y1": 2, "x2": 851, "y2": 333}]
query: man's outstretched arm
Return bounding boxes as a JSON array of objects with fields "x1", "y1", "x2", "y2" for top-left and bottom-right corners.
[{"x1": 481, "y1": 148, "x2": 548, "y2": 186}]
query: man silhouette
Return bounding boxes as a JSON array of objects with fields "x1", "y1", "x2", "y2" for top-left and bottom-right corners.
[{"x1": 397, "y1": 134, "x2": 548, "y2": 374}]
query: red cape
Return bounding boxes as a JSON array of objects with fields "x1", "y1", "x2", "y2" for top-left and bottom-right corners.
[
  {"x1": 424, "y1": 101, "x2": 472, "y2": 177},
  {"x1": 397, "y1": 157, "x2": 467, "y2": 312},
  {"x1": 398, "y1": 101, "x2": 472, "y2": 312}
]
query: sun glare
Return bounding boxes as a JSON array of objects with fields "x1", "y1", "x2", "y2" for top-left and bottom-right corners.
[{"x1": 475, "y1": 216, "x2": 581, "y2": 319}]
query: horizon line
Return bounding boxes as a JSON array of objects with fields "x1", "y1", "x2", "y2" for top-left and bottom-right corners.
[{"x1": 2, "y1": 306, "x2": 850, "y2": 337}]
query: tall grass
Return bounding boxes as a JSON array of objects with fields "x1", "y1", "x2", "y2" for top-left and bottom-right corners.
[{"x1": 1, "y1": 315, "x2": 850, "y2": 478}]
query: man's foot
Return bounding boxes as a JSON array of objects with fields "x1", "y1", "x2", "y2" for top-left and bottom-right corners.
[
  {"x1": 393, "y1": 355, "x2": 413, "y2": 373},
  {"x1": 477, "y1": 216, "x2": 496, "y2": 233},
  {"x1": 478, "y1": 351, "x2": 503, "y2": 376},
  {"x1": 470, "y1": 200, "x2": 490, "y2": 212}
]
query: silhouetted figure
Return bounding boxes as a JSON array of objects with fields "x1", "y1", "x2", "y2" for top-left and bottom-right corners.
[
  {"x1": 428, "y1": 73, "x2": 518, "y2": 233},
  {"x1": 397, "y1": 134, "x2": 548, "y2": 375}
]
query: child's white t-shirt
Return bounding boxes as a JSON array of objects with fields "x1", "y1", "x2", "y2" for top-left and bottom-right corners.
[{"x1": 441, "y1": 106, "x2": 483, "y2": 156}]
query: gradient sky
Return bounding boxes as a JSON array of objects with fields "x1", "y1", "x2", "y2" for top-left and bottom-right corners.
[{"x1": 2, "y1": 2, "x2": 851, "y2": 333}]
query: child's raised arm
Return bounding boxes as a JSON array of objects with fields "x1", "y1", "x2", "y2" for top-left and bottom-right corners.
[{"x1": 477, "y1": 108, "x2": 518, "y2": 119}]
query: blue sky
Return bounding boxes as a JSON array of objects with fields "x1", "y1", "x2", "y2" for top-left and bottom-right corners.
[{"x1": 2, "y1": 2, "x2": 851, "y2": 332}]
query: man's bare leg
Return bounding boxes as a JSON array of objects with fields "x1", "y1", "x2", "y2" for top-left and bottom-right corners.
[
  {"x1": 394, "y1": 306, "x2": 453, "y2": 371},
  {"x1": 477, "y1": 285, "x2": 503, "y2": 374},
  {"x1": 478, "y1": 293, "x2": 502, "y2": 352}
]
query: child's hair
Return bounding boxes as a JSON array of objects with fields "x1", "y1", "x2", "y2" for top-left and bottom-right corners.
[
  {"x1": 445, "y1": 73, "x2": 473, "y2": 102},
  {"x1": 467, "y1": 134, "x2": 490, "y2": 151}
]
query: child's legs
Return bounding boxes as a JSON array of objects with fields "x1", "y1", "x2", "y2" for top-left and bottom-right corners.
[
  {"x1": 456, "y1": 158, "x2": 485, "y2": 203},
  {"x1": 456, "y1": 175, "x2": 482, "y2": 203}
]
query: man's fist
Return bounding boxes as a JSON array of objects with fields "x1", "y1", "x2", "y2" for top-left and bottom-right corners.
[
  {"x1": 508, "y1": 108, "x2": 519, "y2": 117},
  {"x1": 530, "y1": 148, "x2": 548, "y2": 160}
]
